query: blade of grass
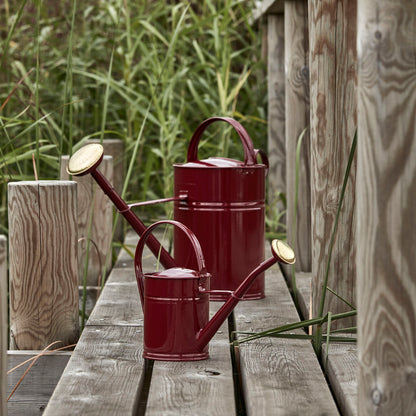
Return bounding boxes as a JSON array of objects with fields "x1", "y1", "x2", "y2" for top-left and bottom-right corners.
[
  {"x1": 326, "y1": 286, "x2": 356, "y2": 310},
  {"x1": 317, "y1": 130, "x2": 357, "y2": 318},
  {"x1": 234, "y1": 332, "x2": 356, "y2": 343},
  {"x1": 236, "y1": 309, "x2": 357, "y2": 345},
  {"x1": 313, "y1": 129, "x2": 357, "y2": 354},
  {"x1": 324, "y1": 312, "x2": 332, "y2": 370},
  {"x1": 291, "y1": 127, "x2": 308, "y2": 310},
  {"x1": 34, "y1": 0, "x2": 42, "y2": 177},
  {"x1": 60, "y1": 0, "x2": 77, "y2": 156},
  {"x1": 0, "y1": 0, "x2": 29, "y2": 71}
]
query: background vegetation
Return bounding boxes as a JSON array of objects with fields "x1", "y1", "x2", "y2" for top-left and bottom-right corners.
[{"x1": 0, "y1": 0, "x2": 268, "y2": 235}]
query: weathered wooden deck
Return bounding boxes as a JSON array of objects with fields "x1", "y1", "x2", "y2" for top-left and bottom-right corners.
[{"x1": 13, "y1": 231, "x2": 357, "y2": 415}]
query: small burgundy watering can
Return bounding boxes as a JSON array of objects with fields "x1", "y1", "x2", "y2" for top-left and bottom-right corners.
[
  {"x1": 173, "y1": 117, "x2": 269, "y2": 300},
  {"x1": 134, "y1": 220, "x2": 295, "y2": 361}
]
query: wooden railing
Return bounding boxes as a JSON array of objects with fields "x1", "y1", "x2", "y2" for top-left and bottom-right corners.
[{"x1": 256, "y1": 0, "x2": 416, "y2": 414}]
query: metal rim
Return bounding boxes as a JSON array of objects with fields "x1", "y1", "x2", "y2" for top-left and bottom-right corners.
[
  {"x1": 271, "y1": 239, "x2": 296, "y2": 265},
  {"x1": 67, "y1": 143, "x2": 104, "y2": 175}
]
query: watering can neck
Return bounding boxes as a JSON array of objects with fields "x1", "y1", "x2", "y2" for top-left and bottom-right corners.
[
  {"x1": 196, "y1": 239, "x2": 296, "y2": 349},
  {"x1": 196, "y1": 256, "x2": 278, "y2": 349}
]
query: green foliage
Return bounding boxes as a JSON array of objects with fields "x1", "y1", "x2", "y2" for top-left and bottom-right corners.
[{"x1": 0, "y1": 0, "x2": 267, "y2": 233}]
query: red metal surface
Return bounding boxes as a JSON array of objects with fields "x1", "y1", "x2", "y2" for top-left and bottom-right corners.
[
  {"x1": 173, "y1": 117, "x2": 268, "y2": 300},
  {"x1": 135, "y1": 220, "x2": 210, "y2": 361},
  {"x1": 135, "y1": 220, "x2": 288, "y2": 361}
]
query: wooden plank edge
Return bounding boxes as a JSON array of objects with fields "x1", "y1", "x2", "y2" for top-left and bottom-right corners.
[
  {"x1": 252, "y1": 0, "x2": 284, "y2": 22},
  {"x1": 322, "y1": 342, "x2": 358, "y2": 416}
]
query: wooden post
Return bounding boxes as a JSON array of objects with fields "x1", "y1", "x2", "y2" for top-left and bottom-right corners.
[
  {"x1": 61, "y1": 156, "x2": 113, "y2": 287},
  {"x1": 87, "y1": 139, "x2": 125, "y2": 243},
  {"x1": 308, "y1": 0, "x2": 357, "y2": 327},
  {"x1": 267, "y1": 13, "x2": 286, "y2": 211},
  {"x1": 8, "y1": 181, "x2": 78, "y2": 350},
  {"x1": 0, "y1": 235, "x2": 7, "y2": 416},
  {"x1": 357, "y1": 0, "x2": 416, "y2": 413},
  {"x1": 284, "y1": 0, "x2": 311, "y2": 272}
]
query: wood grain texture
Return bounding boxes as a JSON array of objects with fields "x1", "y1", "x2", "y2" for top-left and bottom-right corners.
[
  {"x1": 285, "y1": 0, "x2": 311, "y2": 272},
  {"x1": 356, "y1": 0, "x2": 416, "y2": 414},
  {"x1": 323, "y1": 343, "x2": 357, "y2": 416},
  {"x1": 87, "y1": 139, "x2": 125, "y2": 243},
  {"x1": 7, "y1": 351, "x2": 71, "y2": 416},
  {"x1": 8, "y1": 181, "x2": 78, "y2": 350},
  {"x1": 43, "y1": 325, "x2": 144, "y2": 416},
  {"x1": 308, "y1": 0, "x2": 357, "y2": 328},
  {"x1": 0, "y1": 235, "x2": 7, "y2": 416},
  {"x1": 267, "y1": 13, "x2": 286, "y2": 209},
  {"x1": 235, "y1": 268, "x2": 339, "y2": 415},
  {"x1": 145, "y1": 323, "x2": 235, "y2": 416},
  {"x1": 61, "y1": 156, "x2": 113, "y2": 286}
]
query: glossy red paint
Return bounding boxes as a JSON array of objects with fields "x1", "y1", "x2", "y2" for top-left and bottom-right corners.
[
  {"x1": 135, "y1": 220, "x2": 210, "y2": 361},
  {"x1": 135, "y1": 220, "x2": 288, "y2": 362},
  {"x1": 173, "y1": 117, "x2": 268, "y2": 300}
]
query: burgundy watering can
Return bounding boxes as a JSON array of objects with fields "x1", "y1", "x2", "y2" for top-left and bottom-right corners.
[
  {"x1": 173, "y1": 117, "x2": 269, "y2": 300},
  {"x1": 135, "y1": 220, "x2": 295, "y2": 361}
]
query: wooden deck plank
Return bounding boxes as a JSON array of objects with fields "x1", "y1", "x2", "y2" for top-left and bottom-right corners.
[
  {"x1": 87, "y1": 268, "x2": 142, "y2": 327},
  {"x1": 7, "y1": 352, "x2": 71, "y2": 416},
  {"x1": 145, "y1": 322, "x2": 235, "y2": 416},
  {"x1": 43, "y1": 325, "x2": 144, "y2": 416},
  {"x1": 324, "y1": 343, "x2": 358, "y2": 416},
  {"x1": 235, "y1": 267, "x2": 340, "y2": 415}
]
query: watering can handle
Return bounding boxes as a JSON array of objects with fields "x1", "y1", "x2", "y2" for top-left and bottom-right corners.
[
  {"x1": 187, "y1": 117, "x2": 258, "y2": 165},
  {"x1": 134, "y1": 220, "x2": 208, "y2": 306}
]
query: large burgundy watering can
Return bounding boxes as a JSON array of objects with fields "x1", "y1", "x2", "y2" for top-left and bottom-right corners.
[
  {"x1": 134, "y1": 220, "x2": 295, "y2": 361},
  {"x1": 66, "y1": 116, "x2": 269, "y2": 302},
  {"x1": 173, "y1": 117, "x2": 269, "y2": 300}
]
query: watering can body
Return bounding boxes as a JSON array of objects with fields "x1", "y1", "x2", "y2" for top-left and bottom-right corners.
[
  {"x1": 142, "y1": 267, "x2": 210, "y2": 361},
  {"x1": 173, "y1": 117, "x2": 268, "y2": 300}
]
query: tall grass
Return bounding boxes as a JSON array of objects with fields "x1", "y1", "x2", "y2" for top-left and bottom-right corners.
[{"x1": 0, "y1": 0, "x2": 268, "y2": 234}]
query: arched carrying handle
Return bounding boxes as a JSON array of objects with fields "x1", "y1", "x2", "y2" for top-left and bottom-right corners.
[
  {"x1": 134, "y1": 220, "x2": 208, "y2": 308},
  {"x1": 187, "y1": 117, "x2": 257, "y2": 165}
]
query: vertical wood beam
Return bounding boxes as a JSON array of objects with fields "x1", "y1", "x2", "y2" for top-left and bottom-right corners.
[
  {"x1": 357, "y1": 0, "x2": 416, "y2": 413},
  {"x1": 61, "y1": 156, "x2": 114, "y2": 287},
  {"x1": 267, "y1": 13, "x2": 286, "y2": 211},
  {"x1": 0, "y1": 235, "x2": 7, "y2": 415},
  {"x1": 308, "y1": 0, "x2": 357, "y2": 326},
  {"x1": 8, "y1": 181, "x2": 78, "y2": 350},
  {"x1": 285, "y1": 0, "x2": 311, "y2": 272}
]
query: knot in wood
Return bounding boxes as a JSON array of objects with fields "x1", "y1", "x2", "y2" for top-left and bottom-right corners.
[{"x1": 371, "y1": 387, "x2": 382, "y2": 406}]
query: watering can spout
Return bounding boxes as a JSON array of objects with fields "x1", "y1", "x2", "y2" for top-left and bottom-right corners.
[{"x1": 196, "y1": 239, "x2": 296, "y2": 350}]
